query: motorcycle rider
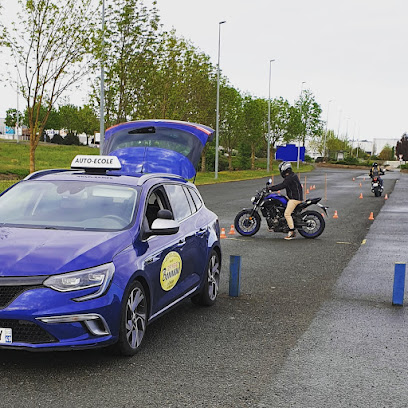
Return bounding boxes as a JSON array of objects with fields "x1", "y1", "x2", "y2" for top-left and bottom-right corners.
[
  {"x1": 369, "y1": 162, "x2": 384, "y2": 188},
  {"x1": 267, "y1": 161, "x2": 303, "y2": 240}
]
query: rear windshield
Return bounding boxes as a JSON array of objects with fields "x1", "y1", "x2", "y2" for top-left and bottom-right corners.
[
  {"x1": 0, "y1": 180, "x2": 138, "y2": 231},
  {"x1": 105, "y1": 126, "x2": 203, "y2": 165}
]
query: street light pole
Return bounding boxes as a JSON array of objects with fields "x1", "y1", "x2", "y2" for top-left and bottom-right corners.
[
  {"x1": 297, "y1": 81, "x2": 306, "y2": 170},
  {"x1": 267, "y1": 59, "x2": 275, "y2": 173},
  {"x1": 215, "y1": 20, "x2": 226, "y2": 179},
  {"x1": 99, "y1": 0, "x2": 105, "y2": 154},
  {"x1": 323, "y1": 99, "x2": 332, "y2": 161}
]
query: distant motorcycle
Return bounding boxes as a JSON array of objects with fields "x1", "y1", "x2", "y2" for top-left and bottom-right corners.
[
  {"x1": 234, "y1": 180, "x2": 328, "y2": 239},
  {"x1": 370, "y1": 171, "x2": 384, "y2": 197},
  {"x1": 370, "y1": 173, "x2": 384, "y2": 197}
]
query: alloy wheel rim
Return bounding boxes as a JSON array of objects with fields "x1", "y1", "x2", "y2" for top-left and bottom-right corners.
[
  {"x1": 208, "y1": 254, "x2": 220, "y2": 301},
  {"x1": 126, "y1": 286, "x2": 146, "y2": 349}
]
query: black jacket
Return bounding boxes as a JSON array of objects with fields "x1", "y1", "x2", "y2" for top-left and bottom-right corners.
[{"x1": 269, "y1": 172, "x2": 303, "y2": 201}]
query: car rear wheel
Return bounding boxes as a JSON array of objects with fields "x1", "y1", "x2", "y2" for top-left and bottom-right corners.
[
  {"x1": 114, "y1": 280, "x2": 147, "y2": 356},
  {"x1": 191, "y1": 249, "x2": 220, "y2": 306}
]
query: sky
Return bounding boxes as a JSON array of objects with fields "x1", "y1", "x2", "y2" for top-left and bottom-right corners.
[{"x1": 1, "y1": 0, "x2": 407, "y2": 142}]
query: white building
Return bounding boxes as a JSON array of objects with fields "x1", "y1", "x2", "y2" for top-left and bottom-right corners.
[{"x1": 371, "y1": 138, "x2": 399, "y2": 156}]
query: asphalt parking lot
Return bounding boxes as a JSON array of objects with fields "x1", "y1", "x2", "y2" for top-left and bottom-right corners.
[{"x1": 0, "y1": 167, "x2": 406, "y2": 408}]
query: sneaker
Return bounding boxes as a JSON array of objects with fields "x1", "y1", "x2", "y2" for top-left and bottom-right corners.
[{"x1": 284, "y1": 231, "x2": 296, "y2": 240}]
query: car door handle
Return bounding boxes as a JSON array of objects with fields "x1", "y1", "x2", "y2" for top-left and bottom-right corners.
[
  {"x1": 177, "y1": 239, "x2": 186, "y2": 248},
  {"x1": 144, "y1": 254, "x2": 161, "y2": 265},
  {"x1": 195, "y1": 228, "x2": 207, "y2": 238}
]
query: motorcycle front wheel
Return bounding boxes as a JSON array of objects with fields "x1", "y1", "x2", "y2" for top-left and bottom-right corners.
[
  {"x1": 297, "y1": 210, "x2": 325, "y2": 239},
  {"x1": 234, "y1": 210, "x2": 261, "y2": 236}
]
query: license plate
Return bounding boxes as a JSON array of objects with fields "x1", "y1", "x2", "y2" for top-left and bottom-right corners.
[{"x1": 0, "y1": 328, "x2": 12, "y2": 344}]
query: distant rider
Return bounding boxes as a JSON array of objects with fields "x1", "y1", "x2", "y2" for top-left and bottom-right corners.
[
  {"x1": 369, "y1": 162, "x2": 384, "y2": 187},
  {"x1": 268, "y1": 161, "x2": 303, "y2": 240}
]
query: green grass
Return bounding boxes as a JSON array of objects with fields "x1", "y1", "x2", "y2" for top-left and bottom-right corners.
[
  {"x1": 0, "y1": 138, "x2": 314, "y2": 192},
  {"x1": 0, "y1": 139, "x2": 98, "y2": 178}
]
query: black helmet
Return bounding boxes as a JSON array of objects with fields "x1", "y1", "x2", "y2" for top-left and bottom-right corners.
[
  {"x1": 279, "y1": 161, "x2": 292, "y2": 177},
  {"x1": 373, "y1": 162, "x2": 378, "y2": 167}
]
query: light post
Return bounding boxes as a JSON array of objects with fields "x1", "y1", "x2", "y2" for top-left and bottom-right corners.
[
  {"x1": 16, "y1": 72, "x2": 20, "y2": 144},
  {"x1": 267, "y1": 59, "x2": 275, "y2": 173},
  {"x1": 323, "y1": 99, "x2": 333, "y2": 161},
  {"x1": 297, "y1": 81, "x2": 306, "y2": 170},
  {"x1": 215, "y1": 20, "x2": 226, "y2": 179},
  {"x1": 99, "y1": 0, "x2": 105, "y2": 154}
]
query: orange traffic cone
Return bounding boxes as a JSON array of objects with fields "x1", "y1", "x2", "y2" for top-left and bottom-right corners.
[
  {"x1": 306, "y1": 188, "x2": 310, "y2": 194},
  {"x1": 352, "y1": 177, "x2": 355, "y2": 181},
  {"x1": 228, "y1": 225, "x2": 236, "y2": 235},
  {"x1": 385, "y1": 194, "x2": 388, "y2": 200},
  {"x1": 359, "y1": 193, "x2": 363, "y2": 199},
  {"x1": 333, "y1": 210, "x2": 339, "y2": 219},
  {"x1": 220, "y1": 228, "x2": 227, "y2": 238},
  {"x1": 313, "y1": 185, "x2": 316, "y2": 190},
  {"x1": 359, "y1": 182, "x2": 362, "y2": 187},
  {"x1": 368, "y1": 212, "x2": 374, "y2": 220}
]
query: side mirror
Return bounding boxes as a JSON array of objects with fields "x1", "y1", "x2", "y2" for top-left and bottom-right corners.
[
  {"x1": 266, "y1": 178, "x2": 272, "y2": 186},
  {"x1": 150, "y1": 218, "x2": 179, "y2": 236}
]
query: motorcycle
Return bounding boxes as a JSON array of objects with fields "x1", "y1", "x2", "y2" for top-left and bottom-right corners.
[
  {"x1": 370, "y1": 176, "x2": 384, "y2": 197},
  {"x1": 234, "y1": 179, "x2": 328, "y2": 239}
]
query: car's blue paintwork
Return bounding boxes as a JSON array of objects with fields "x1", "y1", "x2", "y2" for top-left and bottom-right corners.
[
  {"x1": 0, "y1": 120, "x2": 221, "y2": 351},
  {"x1": 103, "y1": 120, "x2": 214, "y2": 179}
]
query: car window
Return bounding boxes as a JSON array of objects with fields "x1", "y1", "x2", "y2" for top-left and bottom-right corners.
[
  {"x1": 183, "y1": 186, "x2": 196, "y2": 213},
  {"x1": 188, "y1": 188, "x2": 203, "y2": 211},
  {"x1": 164, "y1": 184, "x2": 192, "y2": 222},
  {"x1": 0, "y1": 180, "x2": 138, "y2": 231},
  {"x1": 145, "y1": 187, "x2": 169, "y2": 228}
]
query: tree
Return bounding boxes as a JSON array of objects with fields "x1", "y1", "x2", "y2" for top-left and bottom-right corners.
[
  {"x1": 268, "y1": 97, "x2": 292, "y2": 170},
  {"x1": 5, "y1": 108, "x2": 22, "y2": 128},
  {"x1": 396, "y1": 133, "x2": 408, "y2": 161},
  {"x1": 242, "y1": 96, "x2": 268, "y2": 170},
  {"x1": 219, "y1": 84, "x2": 243, "y2": 170},
  {"x1": 100, "y1": 0, "x2": 161, "y2": 126},
  {"x1": 77, "y1": 105, "x2": 99, "y2": 146},
  {"x1": 295, "y1": 89, "x2": 323, "y2": 146},
  {"x1": 0, "y1": 0, "x2": 98, "y2": 172},
  {"x1": 378, "y1": 144, "x2": 394, "y2": 161}
]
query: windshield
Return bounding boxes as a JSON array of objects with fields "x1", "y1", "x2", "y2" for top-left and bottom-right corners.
[{"x1": 0, "y1": 180, "x2": 138, "y2": 231}]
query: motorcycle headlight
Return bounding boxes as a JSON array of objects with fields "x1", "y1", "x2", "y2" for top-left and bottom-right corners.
[
  {"x1": 251, "y1": 196, "x2": 256, "y2": 203},
  {"x1": 44, "y1": 263, "x2": 115, "y2": 301}
]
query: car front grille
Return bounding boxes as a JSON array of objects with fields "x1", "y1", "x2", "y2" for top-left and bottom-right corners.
[
  {"x1": 0, "y1": 319, "x2": 58, "y2": 344},
  {"x1": 0, "y1": 286, "x2": 35, "y2": 308}
]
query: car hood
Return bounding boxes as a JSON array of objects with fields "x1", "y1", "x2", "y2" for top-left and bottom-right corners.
[
  {"x1": 0, "y1": 227, "x2": 132, "y2": 277},
  {"x1": 103, "y1": 120, "x2": 214, "y2": 179}
]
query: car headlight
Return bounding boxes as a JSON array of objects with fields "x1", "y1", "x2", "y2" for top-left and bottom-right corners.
[{"x1": 44, "y1": 263, "x2": 115, "y2": 301}]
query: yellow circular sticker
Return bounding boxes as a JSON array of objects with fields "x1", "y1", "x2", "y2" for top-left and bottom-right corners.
[{"x1": 160, "y1": 251, "x2": 182, "y2": 291}]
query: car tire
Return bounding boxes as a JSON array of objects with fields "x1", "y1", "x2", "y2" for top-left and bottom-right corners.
[
  {"x1": 113, "y1": 280, "x2": 148, "y2": 356},
  {"x1": 191, "y1": 249, "x2": 220, "y2": 307}
]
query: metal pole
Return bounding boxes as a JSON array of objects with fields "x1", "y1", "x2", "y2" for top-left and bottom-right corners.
[
  {"x1": 323, "y1": 99, "x2": 332, "y2": 161},
  {"x1": 16, "y1": 73, "x2": 20, "y2": 143},
  {"x1": 99, "y1": 0, "x2": 105, "y2": 154},
  {"x1": 297, "y1": 82, "x2": 306, "y2": 170},
  {"x1": 267, "y1": 59, "x2": 275, "y2": 173},
  {"x1": 215, "y1": 20, "x2": 226, "y2": 179}
]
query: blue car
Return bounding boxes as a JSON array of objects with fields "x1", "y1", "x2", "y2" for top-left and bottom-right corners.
[{"x1": 0, "y1": 120, "x2": 221, "y2": 355}]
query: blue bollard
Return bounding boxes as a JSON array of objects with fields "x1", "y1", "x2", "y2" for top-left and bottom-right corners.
[
  {"x1": 392, "y1": 263, "x2": 406, "y2": 306},
  {"x1": 229, "y1": 255, "x2": 241, "y2": 297}
]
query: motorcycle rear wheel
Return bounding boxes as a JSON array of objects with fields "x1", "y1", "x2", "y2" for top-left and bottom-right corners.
[
  {"x1": 297, "y1": 210, "x2": 325, "y2": 239},
  {"x1": 234, "y1": 210, "x2": 261, "y2": 236}
]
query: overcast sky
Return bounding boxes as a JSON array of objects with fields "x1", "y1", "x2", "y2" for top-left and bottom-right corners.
[
  {"x1": 157, "y1": 0, "x2": 408, "y2": 142},
  {"x1": 1, "y1": 0, "x2": 407, "y2": 142}
]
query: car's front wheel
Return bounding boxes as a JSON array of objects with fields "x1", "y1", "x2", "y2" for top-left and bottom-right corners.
[
  {"x1": 192, "y1": 249, "x2": 220, "y2": 306},
  {"x1": 114, "y1": 280, "x2": 147, "y2": 356}
]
